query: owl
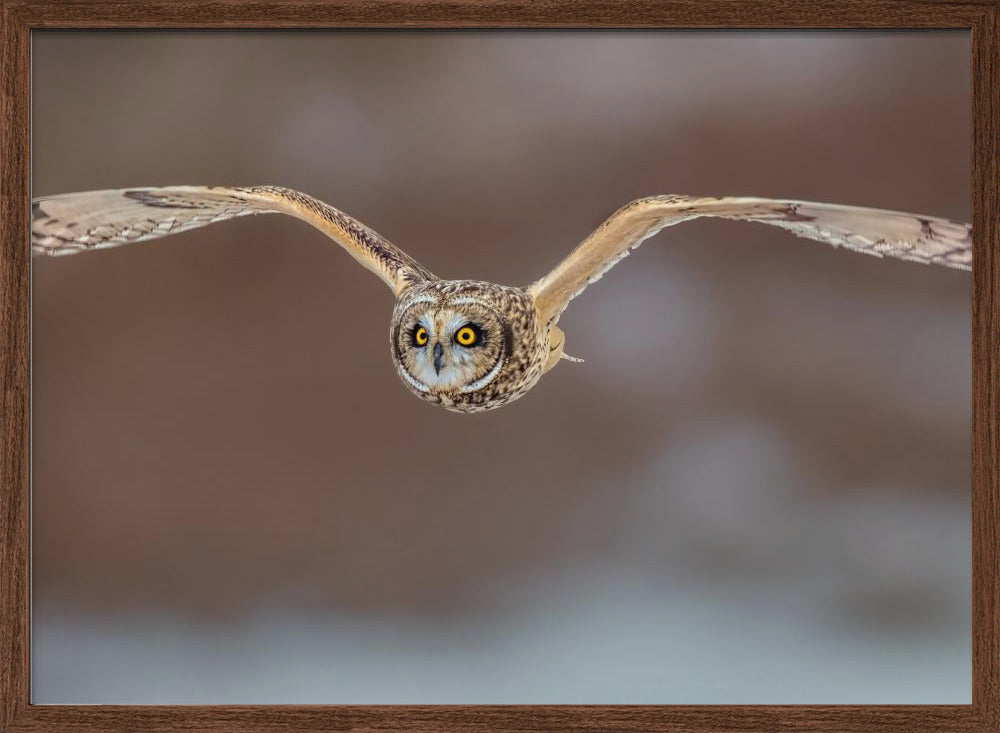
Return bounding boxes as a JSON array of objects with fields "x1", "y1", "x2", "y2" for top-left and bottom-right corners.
[{"x1": 31, "y1": 185, "x2": 972, "y2": 413}]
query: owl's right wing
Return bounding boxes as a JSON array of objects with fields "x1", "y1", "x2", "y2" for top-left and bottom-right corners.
[
  {"x1": 529, "y1": 196, "x2": 972, "y2": 325},
  {"x1": 31, "y1": 185, "x2": 436, "y2": 294}
]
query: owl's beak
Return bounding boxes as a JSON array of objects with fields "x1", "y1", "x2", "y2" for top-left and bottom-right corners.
[{"x1": 433, "y1": 342, "x2": 444, "y2": 375}]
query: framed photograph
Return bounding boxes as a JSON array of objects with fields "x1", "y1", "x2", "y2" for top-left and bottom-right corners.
[{"x1": 2, "y1": 1, "x2": 997, "y2": 732}]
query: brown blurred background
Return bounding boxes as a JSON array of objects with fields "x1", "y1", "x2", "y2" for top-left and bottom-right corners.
[{"x1": 31, "y1": 30, "x2": 971, "y2": 703}]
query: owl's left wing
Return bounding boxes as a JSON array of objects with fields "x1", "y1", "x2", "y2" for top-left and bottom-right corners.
[
  {"x1": 528, "y1": 196, "x2": 972, "y2": 325},
  {"x1": 31, "y1": 185, "x2": 435, "y2": 294}
]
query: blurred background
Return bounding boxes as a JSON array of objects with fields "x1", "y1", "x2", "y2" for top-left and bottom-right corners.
[{"x1": 31, "y1": 30, "x2": 971, "y2": 703}]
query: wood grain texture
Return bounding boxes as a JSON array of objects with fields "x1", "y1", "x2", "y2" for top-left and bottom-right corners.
[
  {"x1": 0, "y1": 0, "x2": 993, "y2": 28},
  {"x1": 0, "y1": 0, "x2": 31, "y2": 730},
  {"x1": 972, "y1": 3, "x2": 1000, "y2": 728},
  {"x1": 2, "y1": 0, "x2": 997, "y2": 731},
  {"x1": 1, "y1": 704, "x2": 989, "y2": 733}
]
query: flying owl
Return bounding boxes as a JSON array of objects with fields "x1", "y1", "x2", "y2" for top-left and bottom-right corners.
[{"x1": 31, "y1": 186, "x2": 972, "y2": 413}]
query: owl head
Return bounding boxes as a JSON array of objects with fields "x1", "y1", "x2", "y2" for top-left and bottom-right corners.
[{"x1": 390, "y1": 280, "x2": 547, "y2": 412}]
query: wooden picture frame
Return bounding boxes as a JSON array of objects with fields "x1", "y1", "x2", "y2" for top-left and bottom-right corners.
[{"x1": 2, "y1": 1, "x2": 996, "y2": 731}]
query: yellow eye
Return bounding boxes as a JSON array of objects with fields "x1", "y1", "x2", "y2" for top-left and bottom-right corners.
[
  {"x1": 455, "y1": 325, "x2": 479, "y2": 347},
  {"x1": 413, "y1": 326, "x2": 429, "y2": 346}
]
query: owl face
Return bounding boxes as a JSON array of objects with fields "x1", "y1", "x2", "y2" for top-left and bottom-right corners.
[{"x1": 390, "y1": 281, "x2": 545, "y2": 412}]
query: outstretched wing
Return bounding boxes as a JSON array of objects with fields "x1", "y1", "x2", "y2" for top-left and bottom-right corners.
[
  {"x1": 31, "y1": 185, "x2": 436, "y2": 294},
  {"x1": 528, "y1": 196, "x2": 972, "y2": 325}
]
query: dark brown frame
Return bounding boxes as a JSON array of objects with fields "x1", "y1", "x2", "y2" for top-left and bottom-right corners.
[{"x1": 1, "y1": 1, "x2": 996, "y2": 731}]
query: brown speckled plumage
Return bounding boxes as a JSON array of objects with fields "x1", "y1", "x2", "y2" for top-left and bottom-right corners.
[
  {"x1": 391, "y1": 280, "x2": 542, "y2": 412},
  {"x1": 31, "y1": 185, "x2": 971, "y2": 412}
]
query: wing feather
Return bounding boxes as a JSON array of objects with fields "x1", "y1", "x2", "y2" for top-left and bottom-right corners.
[
  {"x1": 528, "y1": 196, "x2": 972, "y2": 325},
  {"x1": 31, "y1": 185, "x2": 435, "y2": 294}
]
